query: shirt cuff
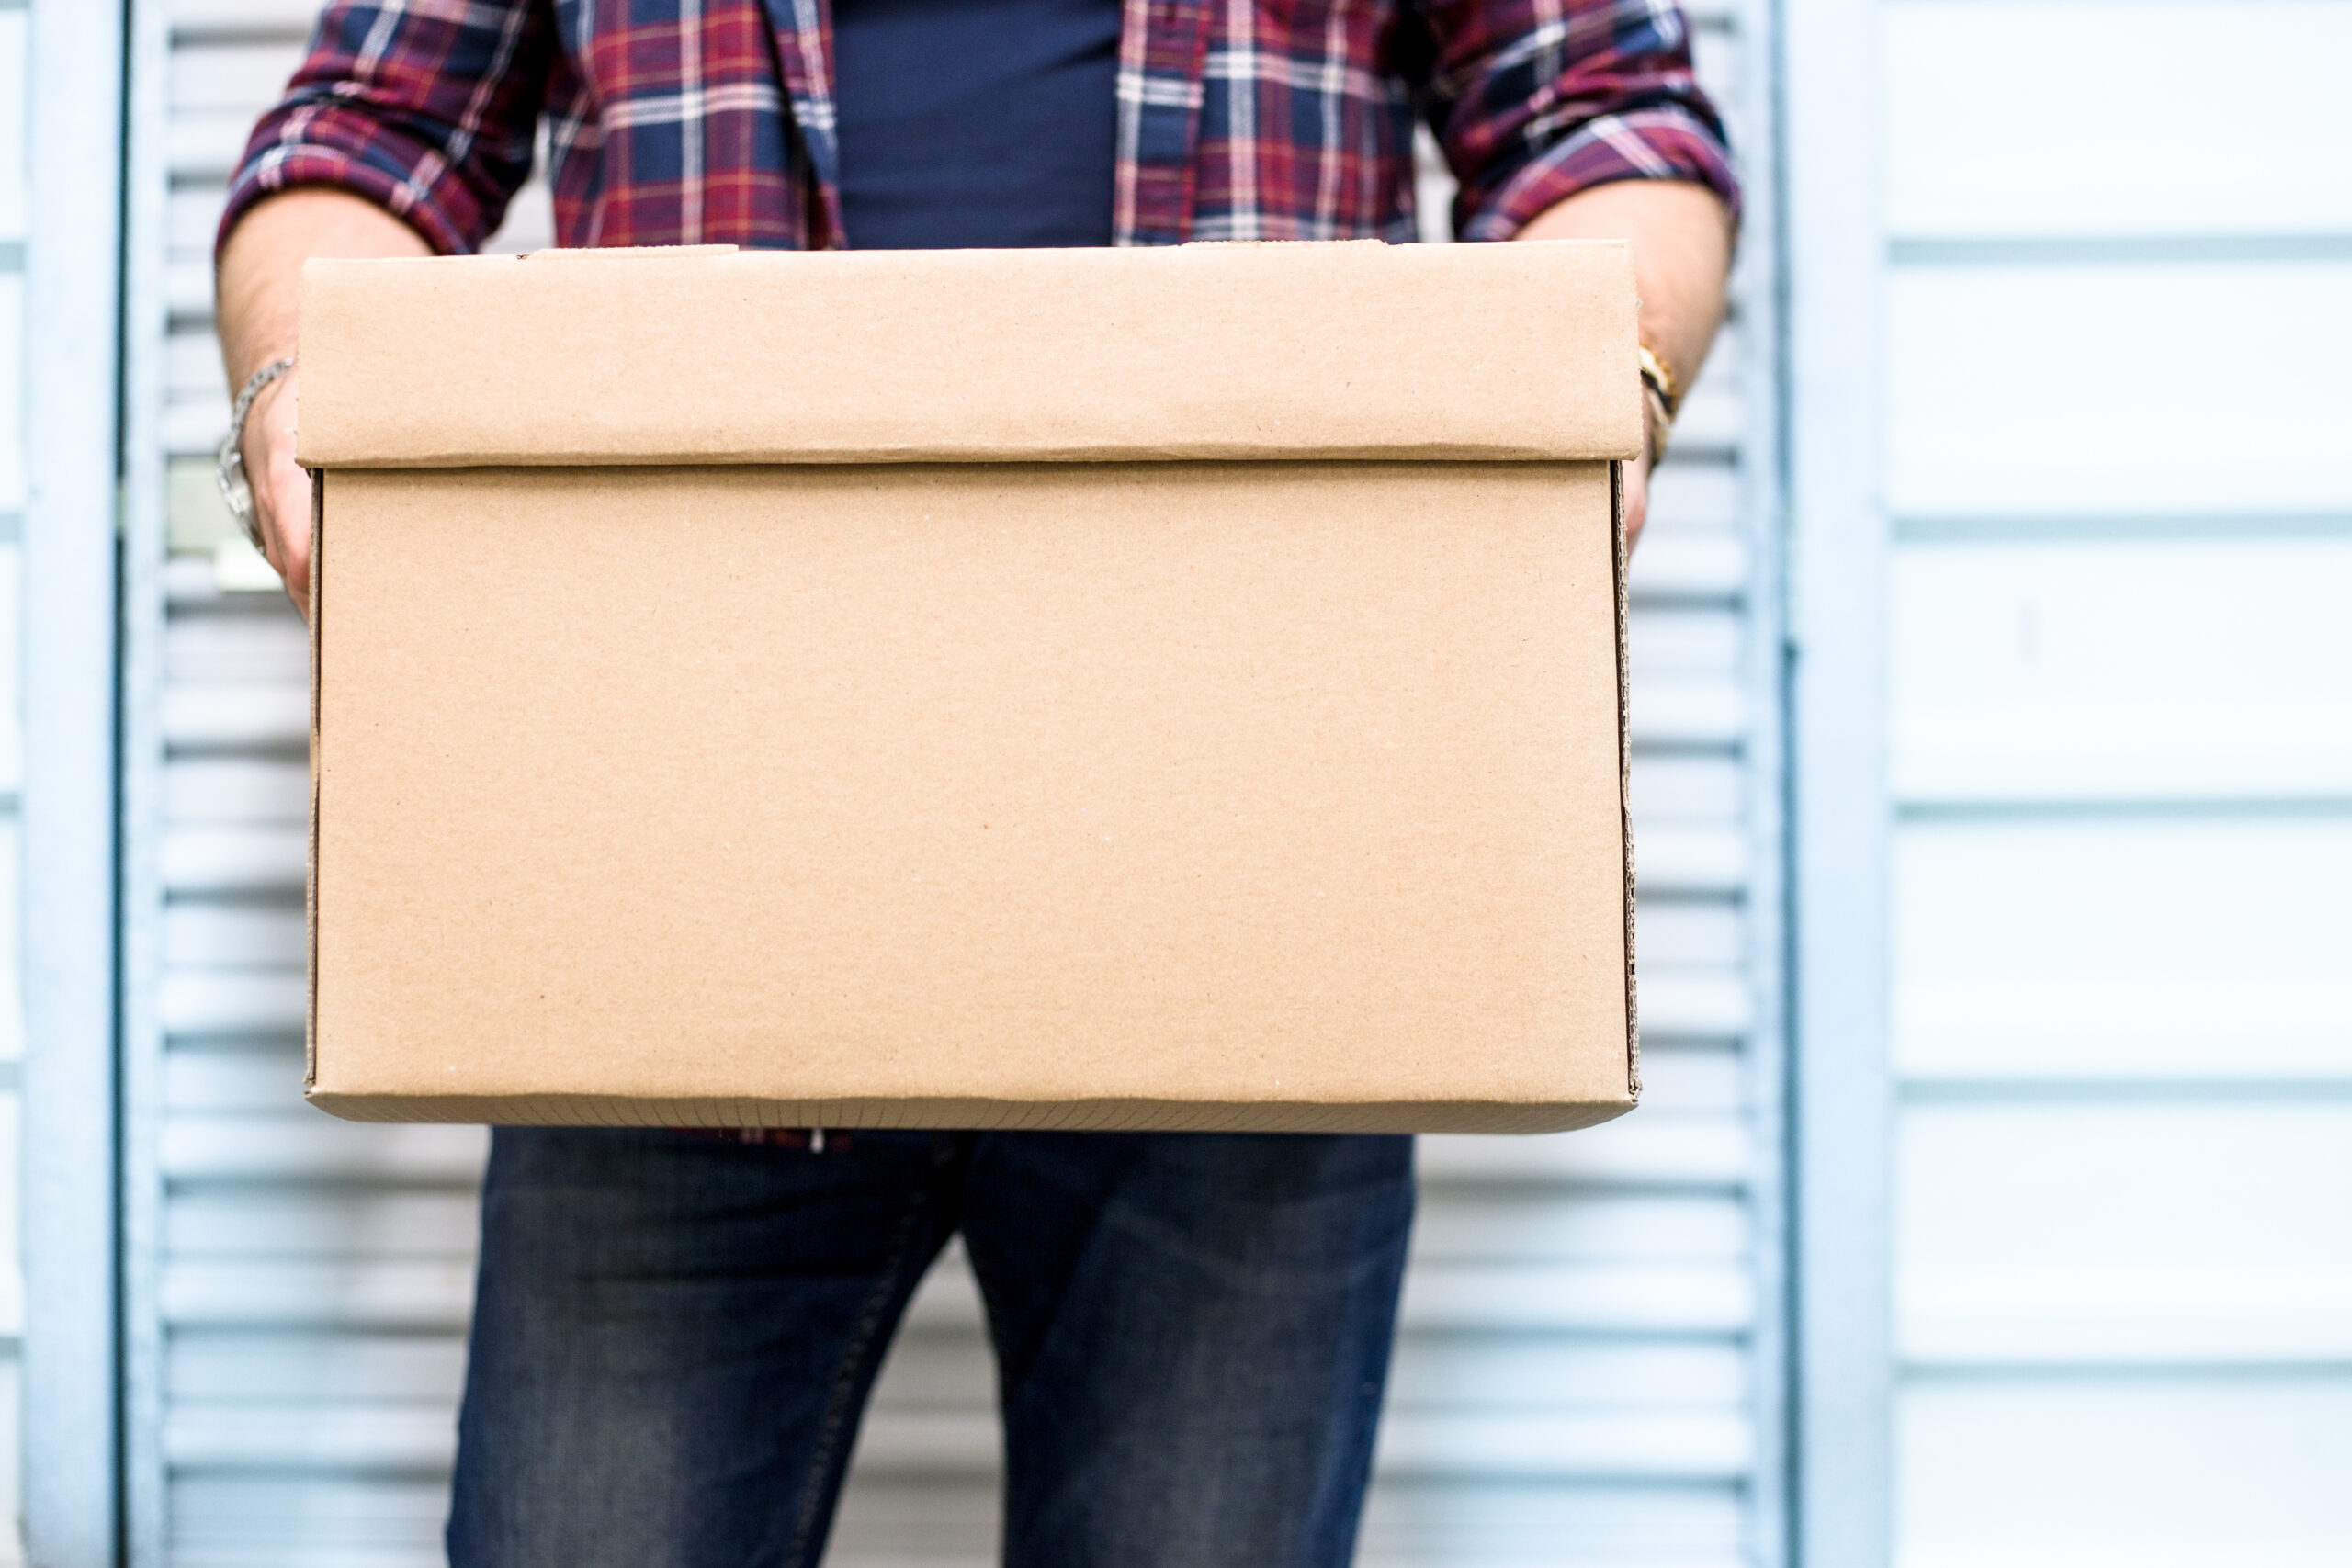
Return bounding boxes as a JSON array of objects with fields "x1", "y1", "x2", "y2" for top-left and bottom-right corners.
[
  {"x1": 1460, "y1": 107, "x2": 1741, "y2": 243},
  {"x1": 218, "y1": 107, "x2": 483, "y2": 261}
]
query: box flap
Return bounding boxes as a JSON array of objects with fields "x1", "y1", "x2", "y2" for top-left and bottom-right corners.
[{"x1": 297, "y1": 241, "x2": 1643, "y2": 468}]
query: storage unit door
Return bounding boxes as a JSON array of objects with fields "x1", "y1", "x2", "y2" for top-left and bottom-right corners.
[
  {"x1": 123, "y1": 1, "x2": 1786, "y2": 1563},
  {"x1": 1879, "y1": 3, "x2": 2352, "y2": 1562}
]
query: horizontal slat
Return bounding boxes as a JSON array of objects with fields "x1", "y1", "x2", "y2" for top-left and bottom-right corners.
[
  {"x1": 170, "y1": 41, "x2": 303, "y2": 112},
  {"x1": 0, "y1": 276, "x2": 23, "y2": 513},
  {"x1": 1903, "y1": 1265, "x2": 2352, "y2": 1365},
  {"x1": 168, "y1": 323, "x2": 227, "y2": 399},
  {"x1": 1399, "y1": 1262, "x2": 1753, "y2": 1333},
  {"x1": 163, "y1": 826, "x2": 308, "y2": 894},
  {"x1": 1646, "y1": 462, "x2": 1740, "y2": 532},
  {"x1": 167, "y1": 1403, "x2": 456, "y2": 1472},
  {"x1": 167, "y1": 758, "x2": 309, "y2": 823},
  {"x1": 167, "y1": 392, "x2": 231, "y2": 457},
  {"x1": 1386, "y1": 1337, "x2": 1747, "y2": 1409},
  {"x1": 168, "y1": 1191, "x2": 477, "y2": 1260},
  {"x1": 1885, "y1": 2, "x2": 2352, "y2": 240},
  {"x1": 1627, "y1": 528, "x2": 1747, "y2": 602},
  {"x1": 1893, "y1": 538, "x2": 2352, "y2": 801},
  {"x1": 163, "y1": 682, "x2": 307, "y2": 749},
  {"x1": 1899, "y1": 1101, "x2": 2352, "y2": 1362},
  {"x1": 171, "y1": 1332, "x2": 469, "y2": 1405},
  {"x1": 172, "y1": 0, "x2": 324, "y2": 39},
  {"x1": 164, "y1": 904, "x2": 302, "y2": 968},
  {"x1": 1896, "y1": 815, "x2": 2352, "y2": 1080},
  {"x1": 1898, "y1": 1373, "x2": 2352, "y2": 1554},
  {"x1": 163, "y1": 1261, "x2": 479, "y2": 1331},
  {"x1": 0, "y1": 14, "x2": 24, "y2": 243},
  {"x1": 1631, "y1": 607, "x2": 1744, "y2": 680},
  {"x1": 162, "y1": 1117, "x2": 488, "y2": 1184},
  {"x1": 1421, "y1": 1112, "x2": 1752, "y2": 1188},
  {"x1": 1361, "y1": 1477, "x2": 1744, "y2": 1559},
  {"x1": 161, "y1": 970, "x2": 304, "y2": 1034},
  {"x1": 1630, "y1": 754, "x2": 1744, "y2": 821},
  {"x1": 165, "y1": 599, "x2": 303, "y2": 677},
  {"x1": 172, "y1": 108, "x2": 264, "y2": 182},
  {"x1": 1374, "y1": 1409, "x2": 1752, "y2": 1481},
  {"x1": 1887, "y1": 263, "x2": 2352, "y2": 518}
]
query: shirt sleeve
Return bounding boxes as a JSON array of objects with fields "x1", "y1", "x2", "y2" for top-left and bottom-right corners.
[
  {"x1": 217, "y1": 0, "x2": 556, "y2": 259},
  {"x1": 1414, "y1": 0, "x2": 1740, "y2": 242}
]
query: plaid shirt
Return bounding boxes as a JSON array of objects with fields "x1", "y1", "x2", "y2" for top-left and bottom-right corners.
[{"x1": 223, "y1": 0, "x2": 1735, "y2": 255}]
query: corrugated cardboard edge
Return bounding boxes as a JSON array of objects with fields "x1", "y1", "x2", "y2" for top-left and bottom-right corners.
[
  {"x1": 303, "y1": 1092, "x2": 1635, "y2": 1135},
  {"x1": 1614, "y1": 461, "x2": 1642, "y2": 1103},
  {"x1": 305, "y1": 471, "x2": 322, "y2": 1096}
]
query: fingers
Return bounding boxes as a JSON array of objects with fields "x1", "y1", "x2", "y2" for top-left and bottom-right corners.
[
  {"x1": 243, "y1": 372, "x2": 312, "y2": 620},
  {"x1": 1623, "y1": 457, "x2": 1650, "y2": 558},
  {"x1": 266, "y1": 464, "x2": 313, "y2": 621}
]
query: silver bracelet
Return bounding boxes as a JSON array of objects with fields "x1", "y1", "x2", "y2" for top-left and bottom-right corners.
[{"x1": 216, "y1": 355, "x2": 296, "y2": 552}]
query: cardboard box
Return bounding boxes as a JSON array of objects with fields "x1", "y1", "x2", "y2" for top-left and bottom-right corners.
[{"x1": 299, "y1": 240, "x2": 1642, "y2": 1134}]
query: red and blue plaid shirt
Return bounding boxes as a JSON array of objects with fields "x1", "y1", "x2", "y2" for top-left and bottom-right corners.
[{"x1": 224, "y1": 0, "x2": 1735, "y2": 254}]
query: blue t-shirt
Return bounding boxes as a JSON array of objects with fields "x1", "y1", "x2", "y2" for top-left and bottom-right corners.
[{"x1": 831, "y1": 0, "x2": 1123, "y2": 250}]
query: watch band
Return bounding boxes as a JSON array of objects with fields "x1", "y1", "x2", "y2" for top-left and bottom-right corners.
[{"x1": 216, "y1": 355, "x2": 296, "y2": 552}]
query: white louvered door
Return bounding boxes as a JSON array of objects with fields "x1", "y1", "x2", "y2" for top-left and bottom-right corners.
[{"x1": 121, "y1": 2, "x2": 1785, "y2": 1563}]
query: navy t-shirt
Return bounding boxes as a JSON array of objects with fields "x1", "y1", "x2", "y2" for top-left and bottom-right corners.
[{"x1": 831, "y1": 0, "x2": 1123, "y2": 250}]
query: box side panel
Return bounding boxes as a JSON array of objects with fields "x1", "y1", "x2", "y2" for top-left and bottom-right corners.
[
  {"x1": 311, "y1": 462, "x2": 1632, "y2": 1125},
  {"x1": 1614, "y1": 459, "x2": 1641, "y2": 1100},
  {"x1": 305, "y1": 471, "x2": 322, "y2": 1090}
]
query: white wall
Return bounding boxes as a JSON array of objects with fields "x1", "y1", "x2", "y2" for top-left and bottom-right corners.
[
  {"x1": 0, "y1": 1, "x2": 29, "y2": 1554},
  {"x1": 1877, "y1": 4, "x2": 2352, "y2": 1564}
]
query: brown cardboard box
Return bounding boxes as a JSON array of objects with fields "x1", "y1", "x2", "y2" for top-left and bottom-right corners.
[{"x1": 299, "y1": 240, "x2": 1642, "y2": 1134}]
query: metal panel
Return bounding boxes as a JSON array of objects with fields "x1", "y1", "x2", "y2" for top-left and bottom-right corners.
[
  {"x1": 123, "y1": 3, "x2": 1789, "y2": 1563},
  {"x1": 1885, "y1": 263, "x2": 2352, "y2": 519},
  {"x1": 1894, "y1": 817, "x2": 2352, "y2": 1082},
  {"x1": 22, "y1": 0, "x2": 127, "y2": 1559},
  {"x1": 1874, "y1": 1, "x2": 2352, "y2": 1564},
  {"x1": 1884, "y1": 1, "x2": 2352, "y2": 240},
  {"x1": 1891, "y1": 538, "x2": 2352, "y2": 802},
  {"x1": 1897, "y1": 1374, "x2": 2352, "y2": 1568},
  {"x1": 1781, "y1": 0, "x2": 1896, "y2": 1562}
]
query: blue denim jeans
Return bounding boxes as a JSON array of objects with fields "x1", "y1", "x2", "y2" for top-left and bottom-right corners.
[{"x1": 446, "y1": 1127, "x2": 1415, "y2": 1567}]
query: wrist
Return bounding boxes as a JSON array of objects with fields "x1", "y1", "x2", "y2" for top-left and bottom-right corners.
[
  {"x1": 218, "y1": 355, "x2": 296, "y2": 548},
  {"x1": 242, "y1": 369, "x2": 297, "y2": 470}
]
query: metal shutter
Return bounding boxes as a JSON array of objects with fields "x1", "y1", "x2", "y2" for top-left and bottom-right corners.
[
  {"x1": 1872, "y1": 3, "x2": 2352, "y2": 1562},
  {"x1": 119, "y1": 2, "x2": 1786, "y2": 1562},
  {"x1": 1, "y1": 2, "x2": 28, "y2": 1553}
]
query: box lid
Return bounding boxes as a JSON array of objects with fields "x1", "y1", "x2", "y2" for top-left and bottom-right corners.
[{"x1": 297, "y1": 240, "x2": 1643, "y2": 468}]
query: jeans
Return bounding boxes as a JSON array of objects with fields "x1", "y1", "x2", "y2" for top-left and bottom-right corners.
[{"x1": 446, "y1": 1127, "x2": 1415, "y2": 1568}]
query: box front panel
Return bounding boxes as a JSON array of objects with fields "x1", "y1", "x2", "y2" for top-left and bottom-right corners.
[{"x1": 313, "y1": 461, "x2": 1628, "y2": 1122}]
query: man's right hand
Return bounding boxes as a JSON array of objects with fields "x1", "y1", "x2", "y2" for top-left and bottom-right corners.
[
  {"x1": 243, "y1": 367, "x2": 313, "y2": 619},
  {"x1": 217, "y1": 188, "x2": 435, "y2": 622}
]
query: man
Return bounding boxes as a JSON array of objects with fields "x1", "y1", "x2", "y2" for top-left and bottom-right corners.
[{"x1": 218, "y1": 2, "x2": 1735, "y2": 1562}]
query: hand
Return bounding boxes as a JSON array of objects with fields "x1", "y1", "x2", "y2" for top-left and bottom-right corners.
[
  {"x1": 1622, "y1": 399, "x2": 1656, "y2": 558},
  {"x1": 242, "y1": 367, "x2": 314, "y2": 620}
]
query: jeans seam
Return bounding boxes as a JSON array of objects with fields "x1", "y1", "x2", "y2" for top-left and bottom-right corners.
[{"x1": 782, "y1": 1189, "x2": 931, "y2": 1568}]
